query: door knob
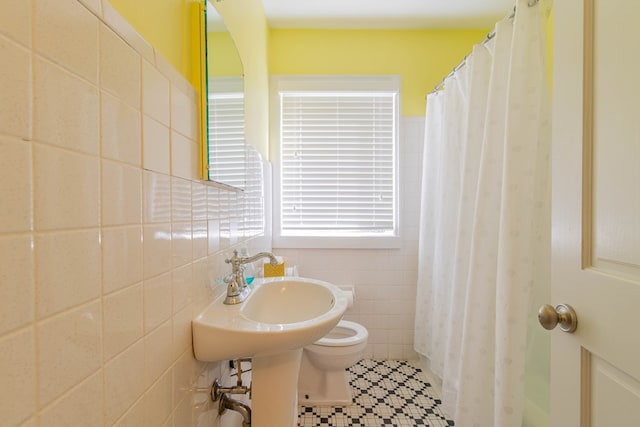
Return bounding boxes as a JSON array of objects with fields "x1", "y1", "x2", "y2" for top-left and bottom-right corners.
[{"x1": 538, "y1": 304, "x2": 578, "y2": 333}]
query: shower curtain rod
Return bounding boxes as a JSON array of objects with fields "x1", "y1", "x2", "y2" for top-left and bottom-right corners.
[{"x1": 426, "y1": 0, "x2": 539, "y2": 97}]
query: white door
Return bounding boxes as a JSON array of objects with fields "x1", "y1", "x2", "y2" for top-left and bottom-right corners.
[{"x1": 551, "y1": 0, "x2": 640, "y2": 425}]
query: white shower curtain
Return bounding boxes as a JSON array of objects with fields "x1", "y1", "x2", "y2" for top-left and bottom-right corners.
[{"x1": 414, "y1": 1, "x2": 551, "y2": 426}]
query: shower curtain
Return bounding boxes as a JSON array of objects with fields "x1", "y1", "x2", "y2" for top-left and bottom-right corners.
[{"x1": 414, "y1": 1, "x2": 551, "y2": 426}]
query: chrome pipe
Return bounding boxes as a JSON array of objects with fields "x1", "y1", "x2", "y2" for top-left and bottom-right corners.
[
  {"x1": 219, "y1": 393, "x2": 251, "y2": 427},
  {"x1": 211, "y1": 378, "x2": 250, "y2": 401}
]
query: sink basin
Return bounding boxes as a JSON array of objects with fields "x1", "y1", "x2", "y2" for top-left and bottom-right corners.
[
  {"x1": 192, "y1": 276, "x2": 349, "y2": 426},
  {"x1": 192, "y1": 276, "x2": 348, "y2": 362},
  {"x1": 242, "y1": 278, "x2": 339, "y2": 324}
]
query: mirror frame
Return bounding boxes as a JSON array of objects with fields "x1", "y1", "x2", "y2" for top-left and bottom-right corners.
[{"x1": 196, "y1": 0, "x2": 208, "y2": 181}]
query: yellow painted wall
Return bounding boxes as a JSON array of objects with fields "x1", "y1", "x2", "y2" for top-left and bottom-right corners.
[
  {"x1": 207, "y1": 32, "x2": 243, "y2": 76},
  {"x1": 108, "y1": 0, "x2": 197, "y2": 87},
  {"x1": 269, "y1": 29, "x2": 488, "y2": 116},
  {"x1": 210, "y1": 0, "x2": 270, "y2": 156}
]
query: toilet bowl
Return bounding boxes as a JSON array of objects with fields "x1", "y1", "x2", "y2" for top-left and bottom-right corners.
[{"x1": 298, "y1": 320, "x2": 368, "y2": 406}]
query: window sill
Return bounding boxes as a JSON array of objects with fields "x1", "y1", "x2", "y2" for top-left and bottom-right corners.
[{"x1": 272, "y1": 234, "x2": 402, "y2": 249}]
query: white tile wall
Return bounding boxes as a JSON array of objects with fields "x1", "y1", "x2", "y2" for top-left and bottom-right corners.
[
  {"x1": 0, "y1": 36, "x2": 31, "y2": 140},
  {"x1": 172, "y1": 305, "x2": 194, "y2": 360},
  {"x1": 143, "y1": 369, "x2": 173, "y2": 426},
  {"x1": 33, "y1": 57, "x2": 100, "y2": 155},
  {"x1": 103, "y1": 341, "x2": 145, "y2": 425},
  {"x1": 0, "y1": 1, "x2": 268, "y2": 425},
  {"x1": 103, "y1": 283, "x2": 143, "y2": 360},
  {"x1": 77, "y1": 0, "x2": 102, "y2": 17},
  {"x1": 37, "y1": 301, "x2": 102, "y2": 406},
  {"x1": 193, "y1": 220, "x2": 209, "y2": 260},
  {"x1": 33, "y1": 0, "x2": 99, "y2": 84},
  {"x1": 38, "y1": 372, "x2": 103, "y2": 427},
  {"x1": 34, "y1": 144, "x2": 100, "y2": 230},
  {"x1": 171, "y1": 130, "x2": 198, "y2": 180},
  {"x1": 143, "y1": 273, "x2": 172, "y2": 333},
  {"x1": 142, "y1": 115, "x2": 171, "y2": 174},
  {"x1": 143, "y1": 319, "x2": 173, "y2": 388},
  {"x1": 142, "y1": 60, "x2": 171, "y2": 125},
  {"x1": 101, "y1": 93, "x2": 142, "y2": 166},
  {"x1": 171, "y1": 86, "x2": 198, "y2": 140},
  {"x1": 0, "y1": 137, "x2": 32, "y2": 232},
  {"x1": 0, "y1": 0, "x2": 31, "y2": 48},
  {"x1": 173, "y1": 264, "x2": 193, "y2": 313},
  {"x1": 0, "y1": 235, "x2": 34, "y2": 334},
  {"x1": 0, "y1": 329, "x2": 35, "y2": 425},
  {"x1": 172, "y1": 177, "x2": 192, "y2": 222},
  {"x1": 172, "y1": 221, "x2": 194, "y2": 268},
  {"x1": 102, "y1": 226, "x2": 143, "y2": 293},
  {"x1": 113, "y1": 397, "x2": 145, "y2": 427},
  {"x1": 99, "y1": 24, "x2": 141, "y2": 109},
  {"x1": 35, "y1": 230, "x2": 102, "y2": 318},
  {"x1": 101, "y1": 161, "x2": 142, "y2": 226},
  {"x1": 143, "y1": 224, "x2": 173, "y2": 279},
  {"x1": 143, "y1": 171, "x2": 172, "y2": 223}
]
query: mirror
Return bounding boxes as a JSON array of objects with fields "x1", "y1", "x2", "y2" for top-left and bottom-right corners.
[{"x1": 204, "y1": 1, "x2": 246, "y2": 188}]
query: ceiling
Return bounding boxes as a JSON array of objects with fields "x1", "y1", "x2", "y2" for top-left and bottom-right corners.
[{"x1": 261, "y1": 0, "x2": 516, "y2": 30}]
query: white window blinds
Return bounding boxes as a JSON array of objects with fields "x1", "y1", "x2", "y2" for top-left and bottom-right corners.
[
  {"x1": 279, "y1": 91, "x2": 398, "y2": 236},
  {"x1": 208, "y1": 78, "x2": 245, "y2": 187}
]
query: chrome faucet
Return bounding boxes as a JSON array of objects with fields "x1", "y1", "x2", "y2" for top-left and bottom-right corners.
[{"x1": 223, "y1": 250, "x2": 278, "y2": 305}]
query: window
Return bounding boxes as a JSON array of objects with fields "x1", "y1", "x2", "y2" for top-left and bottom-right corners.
[{"x1": 271, "y1": 76, "x2": 400, "y2": 248}]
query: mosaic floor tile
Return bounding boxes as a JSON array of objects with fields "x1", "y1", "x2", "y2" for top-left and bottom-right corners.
[{"x1": 298, "y1": 359, "x2": 455, "y2": 427}]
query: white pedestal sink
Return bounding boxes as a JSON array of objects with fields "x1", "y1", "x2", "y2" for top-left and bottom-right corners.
[{"x1": 192, "y1": 277, "x2": 348, "y2": 426}]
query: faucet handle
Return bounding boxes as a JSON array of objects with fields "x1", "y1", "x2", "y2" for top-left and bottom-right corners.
[{"x1": 224, "y1": 250, "x2": 239, "y2": 265}]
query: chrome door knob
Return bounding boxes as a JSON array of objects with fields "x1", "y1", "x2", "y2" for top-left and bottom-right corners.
[{"x1": 538, "y1": 304, "x2": 578, "y2": 333}]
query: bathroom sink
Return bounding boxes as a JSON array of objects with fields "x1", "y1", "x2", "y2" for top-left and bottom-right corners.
[{"x1": 192, "y1": 276, "x2": 348, "y2": 362}]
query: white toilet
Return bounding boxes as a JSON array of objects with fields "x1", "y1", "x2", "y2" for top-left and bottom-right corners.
[{"x1": 297, "y1": 319, "x2": 369, "y2": 406}]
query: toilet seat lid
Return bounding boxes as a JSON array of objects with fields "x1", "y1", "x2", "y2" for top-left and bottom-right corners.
[{"x1": 316, "y1": 320, "x2": 368, "y2": 347}]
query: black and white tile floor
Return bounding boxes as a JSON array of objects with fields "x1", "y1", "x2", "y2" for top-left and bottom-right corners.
[{"x1": 298, "y1": 359, "x2": 455, "y2": 427}]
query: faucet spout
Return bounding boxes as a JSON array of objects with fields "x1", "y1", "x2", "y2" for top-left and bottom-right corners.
[
  {"x1": 242, "y1": 251, "x2": 278, "y2": 266},
  {"x1": 223, "y1": 250, "x2": 278, "y2": 305}
]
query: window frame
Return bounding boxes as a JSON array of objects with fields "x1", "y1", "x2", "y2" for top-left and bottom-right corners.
[{"x1": 270, "y1": 75, "x2": 402, "y2": 249}]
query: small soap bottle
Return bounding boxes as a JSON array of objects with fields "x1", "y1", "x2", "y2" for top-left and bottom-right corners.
[{"x1": 239, "y1": 247, "x2": 255, "y2": 284}]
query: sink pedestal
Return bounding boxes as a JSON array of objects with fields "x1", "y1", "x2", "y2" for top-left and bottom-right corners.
[{"x1": 251, "y1": 349, "x2": 303, "y2": 427}]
